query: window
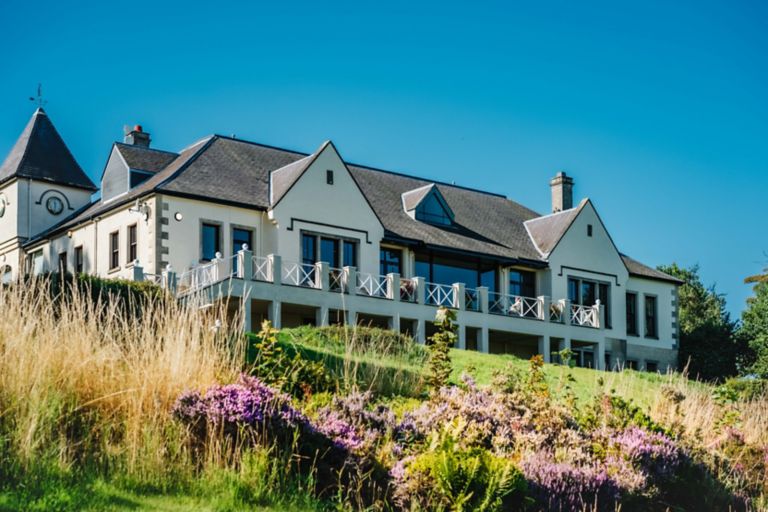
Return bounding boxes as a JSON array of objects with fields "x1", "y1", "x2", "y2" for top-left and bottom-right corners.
[
  {"x1": 301, "y1": 232, "x2": 358, "y2": 268},
  {"x1": 28, "y1": 250, "x2": 44, "y2": 276},
  {"x1": 645, "y1": 295, "x2": 658, "y2": 338},
  {"x1": 587, "y1": 224, "x2": 593, "y2": 237},
  {"x1": 74, "y1": 246, "x2": 84, "y2": 274},
  {"x1": 127, "y1": 224, "x2": 137, "y2": 263},
  {"x1": 326, "y1": 170, "x2": 334, "y2": 185},
  {"x1": 568, "y1": 276, "x2": 611, "y2": 327},
  {"x1": 232, "y1": 227, "x2": 253, "y2": 272},
  {"x1": 342, "y1": 240, "x2": 356, "y2": 268},
  {"x1": 626, "y1": 293, "x2": 638, "y2": 336},
  {"x1": 58, "y1": 252, "x2": 68, "y2": 274},
  {"x1": 626, "y1": 359, "x2": 637, "y2": 370},
  {"x1": 598, "y1": 283, "x2": 611, "y2": 329},
  {"x1": 414, "y1": 251, "x2": 497, "y2": 292},
  {"x1": 201, "y1": 223, "x2": 221, "y2": 261},
  {"x1": 415, "y1": 193, "x2": 452, "y2": 225},
  {"x1": 509, "y1": 269, "x2": 536, "y2": 298},
  {"x1": 109, "y1": 231, "x2": 120, "y2": 270},
  {"x1": 380, "y1": 248, "x2": 403, "y2": 275},
  {"x1": 645, "y1": 361, "x2": 658, "y2": 373},
  {"x1": 1, "y1": 265, "x2": 11, "y2": 284}
]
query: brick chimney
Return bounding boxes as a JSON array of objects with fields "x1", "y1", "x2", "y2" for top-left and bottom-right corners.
[
  {"x1": 550, "y1": 171, "x2": 573, "y2": 213},
  {"x1": 124, "y1": 124, "x2": 150, "y2": 148}
]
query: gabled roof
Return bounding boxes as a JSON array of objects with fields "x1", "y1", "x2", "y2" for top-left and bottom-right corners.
[
  {"x1": 524, "y1": 199, "x2": 587, "y2": 256},
  {"x1": 401, "y1": 183, "x2": 435, "y2": 211},
  {"x1": 114, "y1": 143, "x2": 178, "y2": 173},
  {"x1": 270, "y1": 155, "x2": 314, "y2": 205},
  {"x1": 0, "y1": 108, "x2": 96, "y2": 190},
  {"x1": 621, "y1": 254, "x2": 684, "y2": 284}
]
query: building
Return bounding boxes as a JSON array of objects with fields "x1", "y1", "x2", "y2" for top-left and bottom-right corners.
[{"x1": 0, "y1": 108, "x2": 682, "y2": 371}]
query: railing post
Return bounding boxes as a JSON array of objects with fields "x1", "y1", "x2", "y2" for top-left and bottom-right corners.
[
  {"x1": 162, "y1": 264, "x2": 177, "y2": 295},
  {"x1": 595, "y1": 299, "x2": 604, "y2": 329},
  {"x1": 387, "y1": 272, "x2": 400, "y2": 301},
  {"x1": 238, "y1": 246, "x2": 253, "y2": 280},
  {"x1": 501, "y1": 293, "x2": 510, "y2": 316},
  {"x1": 539, "y1": 295, "x2": 550, "y2": 322},
  {"x1": 453, "y1": 282, "x2": 465, "y2": 310},
  {"x1": 316, "y1": 262, "x2": 329, "y2": 291},
  {"x1": 269, "y1": 254, "x2": 282, "y2": 286},
  {"x1": 131, "y1": 260, "x2": 144, "y2": 281},
  {"x1": 413, "y1": 277, "x2": 426, "y2": 305},
  {"x1": 343, "y1": 266, "x2": 357, "y2": 295},
  {"x1": 563, "y1": 299, "x2": 572, "y2": 325},
  {"x1": 477, "y1": 286, "x2": 489, "y2": 314}
]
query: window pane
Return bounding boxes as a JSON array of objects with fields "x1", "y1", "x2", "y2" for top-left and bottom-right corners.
[
  {"x1": 598, "y1": 283, "x2": 611, "y2": 328},
  {"x1": 380, "y1": 248, "x2": 402, "y2": 275},
  {"x1": 301, "y1": 234, "x2": 316, "y2": 266},
  {"x1": 626, "y1": 293, "x2": 637, "y2": 335},
  {"x1": 481, "y1": 268, "x2": 497, "y2": 293},
  {"x1": 343, "y1": 241, "x2": 357, "y2": 268},
  {"x1": 415, "y1": 193, "x2": 451, "y2": 225},
  {"x1": 645, "y1": 296, "x2": 657, "y2": 337},
  {"x1": 320, "y1": 238, "x2": 339, "y2": 267},
  {"x1": 568, "y1": 278, "x2": 579, "y2": 303},
  {"x1": 415, "y1": 255, "x2": 430, "y2": 281},
  {"x1": 202, "y1": 224, "x2": 220, "y2": 261},
  {"x1": 581, "y1": 281, "x2": 596, "y2": 305},
  {"x1": 232, "y1": 228, "x2": 252, "y2": 254},
  {"x1": 510, "y1": 270, "x2": 535, "y2": 297}
]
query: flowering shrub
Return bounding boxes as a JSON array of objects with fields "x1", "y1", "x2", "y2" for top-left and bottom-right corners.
[
  {"x1": 610, "y1": 427, "x2": 681, "y2": 479},
  {"x1": 314, "y1": 391, "x2": 396, "y2": 452}
]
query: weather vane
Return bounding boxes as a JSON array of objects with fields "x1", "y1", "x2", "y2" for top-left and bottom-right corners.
[{"x1": 29, "y1": 83, "x2": 47, "y2": 108}]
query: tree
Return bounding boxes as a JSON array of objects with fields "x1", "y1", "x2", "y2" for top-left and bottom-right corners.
[
  {"x1": 657, "y1": 263, "x2": 743, "y2": 381},
  {"x1": 740, "y1": 279, "x2": 768, "y2": 378}
]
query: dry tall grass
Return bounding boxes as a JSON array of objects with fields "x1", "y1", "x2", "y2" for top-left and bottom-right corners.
[{"x1": 0, "y1": 278, "x2": 243, "y2": 484}]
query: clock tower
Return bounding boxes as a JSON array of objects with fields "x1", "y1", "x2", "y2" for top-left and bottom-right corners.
[{"x1": 0, "y1": 108, "x2": 97, "y2": 279}]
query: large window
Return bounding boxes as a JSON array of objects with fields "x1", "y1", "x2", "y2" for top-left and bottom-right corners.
[
  {"x1": 232, "y1": 227, "x2": 252, "y2": 272},
  {"x1": 301, "y1": 232, "x2": 358, "y2": 268},
  {"x1": 127, "y1": 224, "x2": 137, "y2": 263},
  {"x1": 509, "y1": 269, "x2": 536, "y2": 298},
  {"x1": 201, "y1": 223, "x2": 221, "y2": 261},
  {"x1": 58, "y1": 251, "x2": 68, "y2": 274},
  {"x1": 626, "y1": 292, "x2": 638, "y2": 336},
  {"x1": 415, "y1": 193, "x2": 452, "y2": 225},
  {"x1": 645, "y1": 295, "x2": 658, "y2": 338},
  {"x1": 568, "y1": 277, "x2": 612, "y2": 328},
  {"x1": 74, "y1": 246, "x2": 84, "y2": 274},
  {"x1": 414, "y1": 251, "x2": 497, "y2": 292},
  {"x1": 380, "y1": 248, "x2": 402, "y2": 275},
  {"x1": 109, "y1": 231, "x2": 120, "y2": 270}
]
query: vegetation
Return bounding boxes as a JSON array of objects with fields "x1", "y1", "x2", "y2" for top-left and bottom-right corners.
[
  {"x1": 741, "y1": 279, "x2": 768, "y2": 378},
  {"x1": 1, "y1": 277, "x2": 767, "y2": 510}
]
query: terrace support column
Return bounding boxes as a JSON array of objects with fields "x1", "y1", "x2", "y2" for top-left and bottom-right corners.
[
  {"x1": 415, "y1": 318, "x2": 426, "y2": 344},
  {"x1": 538, "y1": 335, "x2": 551, "y2": 363},
  {"x1": 478, "y1": 326, "x2": 489, "y2": 353},
  {"x1": 559, "y1": 337, "x2": 571, "y2": 351},
  {"x1": 456, "y1": 324, "x2": 466, "y2": 350},
  {"x1": 268, "y1": 301, "x2": 282, "y2": 329},
  {"x1": 345, "y1": 309, "x2": 358, "y2": 327},
  {"x1": 316, "y1": 306, "x2": 329, "y2": 327},
  {"x1": 242, "y1": 297, "x2": 253, "y2": 333},
  {"x1": 388, "y1": 313, "x2": 401, "y2": 333},
  {"x1": 594, "y1": 339, "x2": 606, "y2": 371}
]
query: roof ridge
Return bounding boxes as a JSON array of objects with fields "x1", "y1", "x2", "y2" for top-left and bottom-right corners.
[
  {"x1": 114, "y1": 142, "x2": 180, "y2": 156},
  {"x1": 214, "y1": 134, "x2": 309, "y2": 156}
]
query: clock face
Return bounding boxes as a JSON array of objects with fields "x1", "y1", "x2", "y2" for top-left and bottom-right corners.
[{"x1": 46, "y1": 196, "x2": 64, "y2": 216}]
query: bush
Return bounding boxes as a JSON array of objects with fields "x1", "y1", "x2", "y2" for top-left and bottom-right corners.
[
  {"x1": 426, "y1": 307, "x2": 456, "y2": 392},
  {"x1": 391, "y1": 421, "x2": 527, "y2": 511}
]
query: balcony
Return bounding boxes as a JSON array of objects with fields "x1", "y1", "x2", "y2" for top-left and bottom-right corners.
[{"x1": 161, "y1": 249, "x2": 604, "y2": 330}]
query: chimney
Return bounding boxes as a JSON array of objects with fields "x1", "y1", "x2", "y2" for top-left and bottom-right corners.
[
  {"x1": 549, "y1": 171, "x2": 573, "y2": 213},
  {"x1": 124, "y1": 124, "x2": 151, "y2": 148}
]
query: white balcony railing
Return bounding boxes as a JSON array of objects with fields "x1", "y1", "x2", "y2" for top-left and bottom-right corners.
[
  {"x1": 329, "y1": 267, "x2": 345, "y2": 292},
  {"x1": 570, "y1": 303, "x2": 600, "y2": 328},
  {"x1": 178, "y1": 254, "x2": 236, "y2": 295},
  {"x1": 356, "y1": 272, "x2": 388, "y2": 298},
  {"x1": 550, "y1": 300, "x2": 566, "y2": 323},
  {"x1": 488, "y1": 292, "x2": 544, "y2": 320},
  {"x1": 251, "y1": 255, "x2": 273, "y2": 282},
  {"x1": 465, "y1": 288, "x2": 480, "y2": 311},
  {"x1": 426, "y1": 282, "x2": 456, "y2": 308},
  {"x1": 400, "y1": 278, "x2": 417, "y2": 302},
  {"x1": 282, "y1": 261, "x2": 317, "y2": 288}
]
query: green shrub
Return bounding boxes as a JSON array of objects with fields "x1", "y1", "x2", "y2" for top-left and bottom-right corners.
[
  {"x1": 426, "y1": 307, "x2": 456, "y2": 393},
  {"x1": 718, "y1": 377, "x2": 768, "y2": 401}
]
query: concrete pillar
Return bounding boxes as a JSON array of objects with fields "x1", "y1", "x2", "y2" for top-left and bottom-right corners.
[
  {"x1": 559, "y1": 337, "x2": 572, "y2": 350},
  {"x1": 346, "y1": 309, "x2": 357, "y2": 327},
  {"x1": 388, "y1": 313, "x2": 401, "y2": 333},
  {"x1": 387, "y1": 272, "x2": 401, "y2": 301},
  {"x1": 454, "y1": 282, "x2": 465, "y2": 310},
  {"x1": 539, "y1": 295, "x2": 550, "y2": 322},
  {"x1": 316, "y1": 262, "x2": 330, "y2": 291},
  {"x1": 316, "y1": 305, "x2": 329, "y2": 327},
  {"x1": 268, "y1": 254, "x2": 282, "y2": 286},
  {"x1": 595, "y1": 299, "x2": 605, "y2": 329},
  {"x1": 595, "y1": 339, "x2": 606, "y2": 370},
  {"x1": 538, "y1": 335, "x2": 551, "y2": 363},
  {"x1": 478, "y1": 326, "x2": 489, "y2": 353},
  {"x1": 413, "y1": 277, "x2": 426, "y2": 305},
  {"x1": 268, "y1": 301, "x2": 282, "y2": 329},
  {"x1": 131, "y1": 262, "x2": 144, "y2": 282},
  {"x1": 242, "y1": 297, "x2": 253, "y2": 332},
  {"x1": 563, "y1": 299, "x2": 572, "y2": 325},
  {"x1": 457, "y1": 324, "x2": 466, "y2": 349},
  {"x1": 415, "y1": 318, "x2": 426, "y2": 344},
  {"x1": 238, "y1": 247, "x2": 253, "y2": 280},
  {"x1": 477, "y1": 286, "x2": 489, "y2": 314},
  {"x1": 162, "y1": 266, "x2": 177, "y2": 295}
]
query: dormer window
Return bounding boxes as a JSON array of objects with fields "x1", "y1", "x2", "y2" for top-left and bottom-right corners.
[{"x1": 402, "y1": 184, "x2": 454, "y2": 226}]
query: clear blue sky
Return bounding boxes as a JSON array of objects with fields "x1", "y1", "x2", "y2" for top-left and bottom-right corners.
[{"x1": 1, "y1": 0, "x2": 765, "y2": 316}]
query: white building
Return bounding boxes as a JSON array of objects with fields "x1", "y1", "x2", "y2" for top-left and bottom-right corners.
[{"x1": 0, "y1": 108, "x2": 682, "y2": 371}]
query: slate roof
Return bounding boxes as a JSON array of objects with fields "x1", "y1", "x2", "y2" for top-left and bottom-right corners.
[
  {"x1": 115, "y1": 143, "x2": 178, "y2": 173},
  {"x1": 22, "y1": 133, "x2": 681, "y2": 283},
  {"x1": 0, "y1": 109, "x2": 96, "y2": 190},
  {"x1": 621, "y1": 254, "x2": 684, "y2": 284},
  {"x1": 524, "y1": 200, "x2": 586, "y2": 256}
]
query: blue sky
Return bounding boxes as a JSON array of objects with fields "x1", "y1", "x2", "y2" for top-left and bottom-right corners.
[{"x1": 0, "y1": 0, "x2": 765, "y2": 316}]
